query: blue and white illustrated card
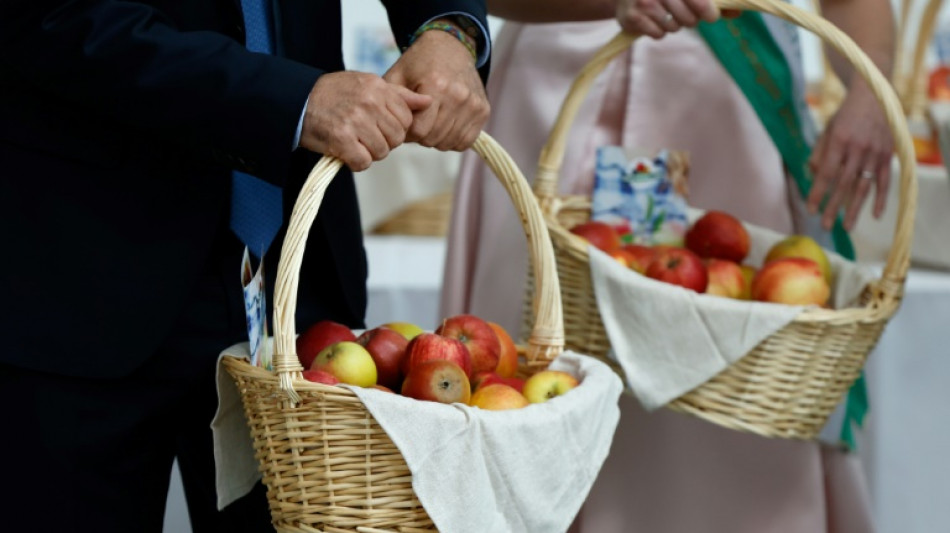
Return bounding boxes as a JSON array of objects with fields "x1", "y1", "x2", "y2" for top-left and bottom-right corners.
[
  {"x1": 592, "y1": 147, "x2": 691, "y2": 246},
  {"x1": 240, "y1": 248, "x2": 271, "y2": 370}
]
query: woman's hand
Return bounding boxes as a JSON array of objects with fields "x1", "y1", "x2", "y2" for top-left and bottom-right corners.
[
  {"x1": 807, "y1": 80, "x2": 894, "y2": 231},
  {"x1": 615, "y1": 0, "x2": 720, "y2": 39}
]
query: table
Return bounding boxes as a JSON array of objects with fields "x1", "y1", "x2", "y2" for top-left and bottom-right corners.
[
  {"x1": 364, "y1": 235, "x2": 448, "y2": 330},
  {"x1": 861, "y1": 266, "x2": 950, "y2": 533}
]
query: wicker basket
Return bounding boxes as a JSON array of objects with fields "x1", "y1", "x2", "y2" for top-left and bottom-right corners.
[
  {"x1": 897, "y1": 0, "x2": 945, "y2": 117},
  {"x1": 222, "y1": 132, "x2": 565, "y2": 532},
  {"x1": 370, "y1": 191, "x2": 453, "y2": 237},
  {"x1": 522, "y1": 0, "x2": 918, "y2": 440}
]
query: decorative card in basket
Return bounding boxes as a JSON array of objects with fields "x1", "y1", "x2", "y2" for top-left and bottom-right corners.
[{"x1": 591, "y1": 147, "x2": 690, "y2": 246}]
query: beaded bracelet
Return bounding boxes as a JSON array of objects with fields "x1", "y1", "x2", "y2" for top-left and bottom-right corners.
[{"x1": 409, "y1": 21, "x2": 477, "y2": 62}]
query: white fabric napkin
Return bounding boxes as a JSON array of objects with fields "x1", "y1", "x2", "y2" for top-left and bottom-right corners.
[
  {"x1": 212, "y1": 344, "x2": 265, "y2": 511},
  {"x1": 213, "y1": 347, "x2": 623, "y2": 533},
  {"x1": 588, "y1": 219, "x2": 878, "y2": 413}
]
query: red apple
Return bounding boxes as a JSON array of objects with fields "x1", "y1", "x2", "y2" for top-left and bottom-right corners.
[
  {"x1": 471, "y1": 371, "x2": 498, "y2": 391},
  {"x1": 473, "y1": 372, "x2": 526, "y2": 394},
  {"x1": 751, "y1": 257, "x2": 830, "y2": 306},
  {"x1": 435, "y1": 314, "x2": 500, "y2": 376},
  {"x1": 402, "y1": 332, "x2": 473, "y2": 378},
  {"x1": 705, "y1": 258, "x2": 746, "y2": 299},
  {"x1": 570, "y1": 220, "x2": 622, "y2": 253},
  {"x1": 301, "y1": 369, "x2": 340, "y2": 386},
  {"x1": 611, "y1": 248, "x2": 637, "y2": 268},
  {"x1": 311, "y1": 341, "x2": 377, "y2": 387},
  {"x1": 621, "y1": 244, "x2": 655, "y2": 274},
  {"x1": 296, "y1": 320, "x2": 356, "y2": 370},
  {"x1": 522, "y1": 370, "x2": 579, "y2": 404},
  {"x1": 356, "y1": 327, "x2": 409, "y2": 391},
  {"x1": 401, "y1": 359, "x2": 471, "y2": 404},
  {"x1": 372, "y1": 384, "x2": 394, "y2": 393},
  {"x1": 487, "y1": 322, "x2": 519, "y2": 378},
  {"x1": 645, "y1": 247, "x2": 709, "y2": 293},
  {"x1": 469, "y1": 383, "x2": 530, "y2": 410},
  {"x1": 684, "y1": 211, "x2": 750, "y2": 263}
]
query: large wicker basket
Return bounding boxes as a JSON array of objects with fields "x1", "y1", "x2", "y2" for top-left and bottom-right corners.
[
  {"x1": 523, "y1": 0, "x2": 918, "y2": 440},
  {"x1": 222, "y1": 132, "x2": 565, "y2": 532}
]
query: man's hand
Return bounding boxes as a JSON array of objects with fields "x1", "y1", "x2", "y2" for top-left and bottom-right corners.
[
  {"x1": 384, "y1": 26, "x2": 489, "y2": 151},
  {"x1": 299, "y1": 71, "x2": 432, "y2": 171},
  {"x1": 615, "y1": 0, "x2": 720, "y2": 39},
  {"x1": 807, "y1": 80, "x2": 894, "y2": 231}
]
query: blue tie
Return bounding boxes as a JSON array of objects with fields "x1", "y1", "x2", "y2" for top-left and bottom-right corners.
[{"x1": 231, "y1": 0, "x2": 282, "y2": 258}]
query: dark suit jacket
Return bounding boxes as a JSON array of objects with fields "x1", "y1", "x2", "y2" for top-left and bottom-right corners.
[{"x1": 0, "y1": 0, "x2": 489, "y2": 378}]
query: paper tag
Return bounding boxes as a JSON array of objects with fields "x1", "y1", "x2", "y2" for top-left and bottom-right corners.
[
  {"x1": 592, "y1": 147, "x2": 691, "y2": 246},
  {"x1": 240, "y1": 248, "x2": 271, "y2": 370}
]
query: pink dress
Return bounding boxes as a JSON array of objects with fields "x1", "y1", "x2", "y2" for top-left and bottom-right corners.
[{"x1": 441, "y1": 20, "x2": 875, "y2": 532}]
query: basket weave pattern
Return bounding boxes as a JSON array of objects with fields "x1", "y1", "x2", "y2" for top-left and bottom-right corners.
[
  {"x1": 523, "y1": 0, "x2": 917, "y2": 440},
  {"x1": 224, "y1": 132, "x2": 565, "y2": 532},
  {"x1": 370, "y1": 191, "x2": 453, "y2": 237}
]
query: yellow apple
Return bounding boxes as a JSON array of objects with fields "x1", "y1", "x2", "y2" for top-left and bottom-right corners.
[
  {"x1": 469, "y1": 383, "x2": 529, "y2": 410},
  {"x1": 522, "y1": 370, "x2": 579, "y2": 404},
  {"x1": 764, "y1": 235, "x2": 832, "y2": 286},
  {"x1": 739, "y1": 265, "x2": 757, "y2": 300},
  {"x1": 312, "y1": 341, "x2": 377, "y2": 387},
  {"x1": 381, "y1": 321, "x2": 425, "y2": 341}
]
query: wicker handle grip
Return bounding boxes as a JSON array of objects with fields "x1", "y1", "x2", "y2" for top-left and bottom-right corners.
[
  {"x1": 534, "y1": 0, "x2": 917, "y2": 302},
  {"x1": 270, "y1": 133, "x2": 565, "y2": 401}
]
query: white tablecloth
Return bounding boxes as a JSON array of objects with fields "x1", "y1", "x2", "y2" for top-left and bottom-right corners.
[
  {"x1": 362, "y1": 235, "x2": 950, "y2": 533},
  {"x1": 861, "y1": 266, "x2": 950, "y2": 533},
  {"x1": 364, "y1": 235, "x2": 448, "y2": 330}
]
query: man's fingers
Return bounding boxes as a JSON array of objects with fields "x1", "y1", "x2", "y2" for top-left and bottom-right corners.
[
  {"x1": 377, "y1": 109, "x2": 408, "y2": 150},
  {"x1": 338, "y1": 143, "x2": 373, "y2": 172},
  {"x1": 407, "y1": 103, "x2": 439, "y2": 145},
  {"x1": 394, "y1": 85, "x2": 433, "y2": 113}
]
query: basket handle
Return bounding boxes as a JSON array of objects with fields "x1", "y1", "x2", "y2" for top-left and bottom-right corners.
[
  {"x1": 270, "y1": 132, "x2": 565, "y2": 402},
  {"x1": 902, "y1": 0, "x2": 944, "y2": 116},
  {"x1": 533, "y1": 0, "x2": 917, "y2": 304}
]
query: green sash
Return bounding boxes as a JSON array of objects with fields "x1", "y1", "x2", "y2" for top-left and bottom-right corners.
[{"x1": 697, "y1": 13, "x2": 866, "y2": 449}]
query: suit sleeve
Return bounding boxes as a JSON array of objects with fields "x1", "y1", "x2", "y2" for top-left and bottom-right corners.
[
  {"x1": 0, "y1": 0, "x2": 319, "y2": 183},
  {"x1": 381, "y1": 0, "x2": 491, "y2": 81}
]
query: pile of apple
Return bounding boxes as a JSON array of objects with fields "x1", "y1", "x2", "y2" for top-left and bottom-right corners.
[
  {"x1": 296, "y1": 314, "x2": 579, "y2": 410},
  {"x1": 570, "y1": 210, "x2": 833, "y2": 307}
]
